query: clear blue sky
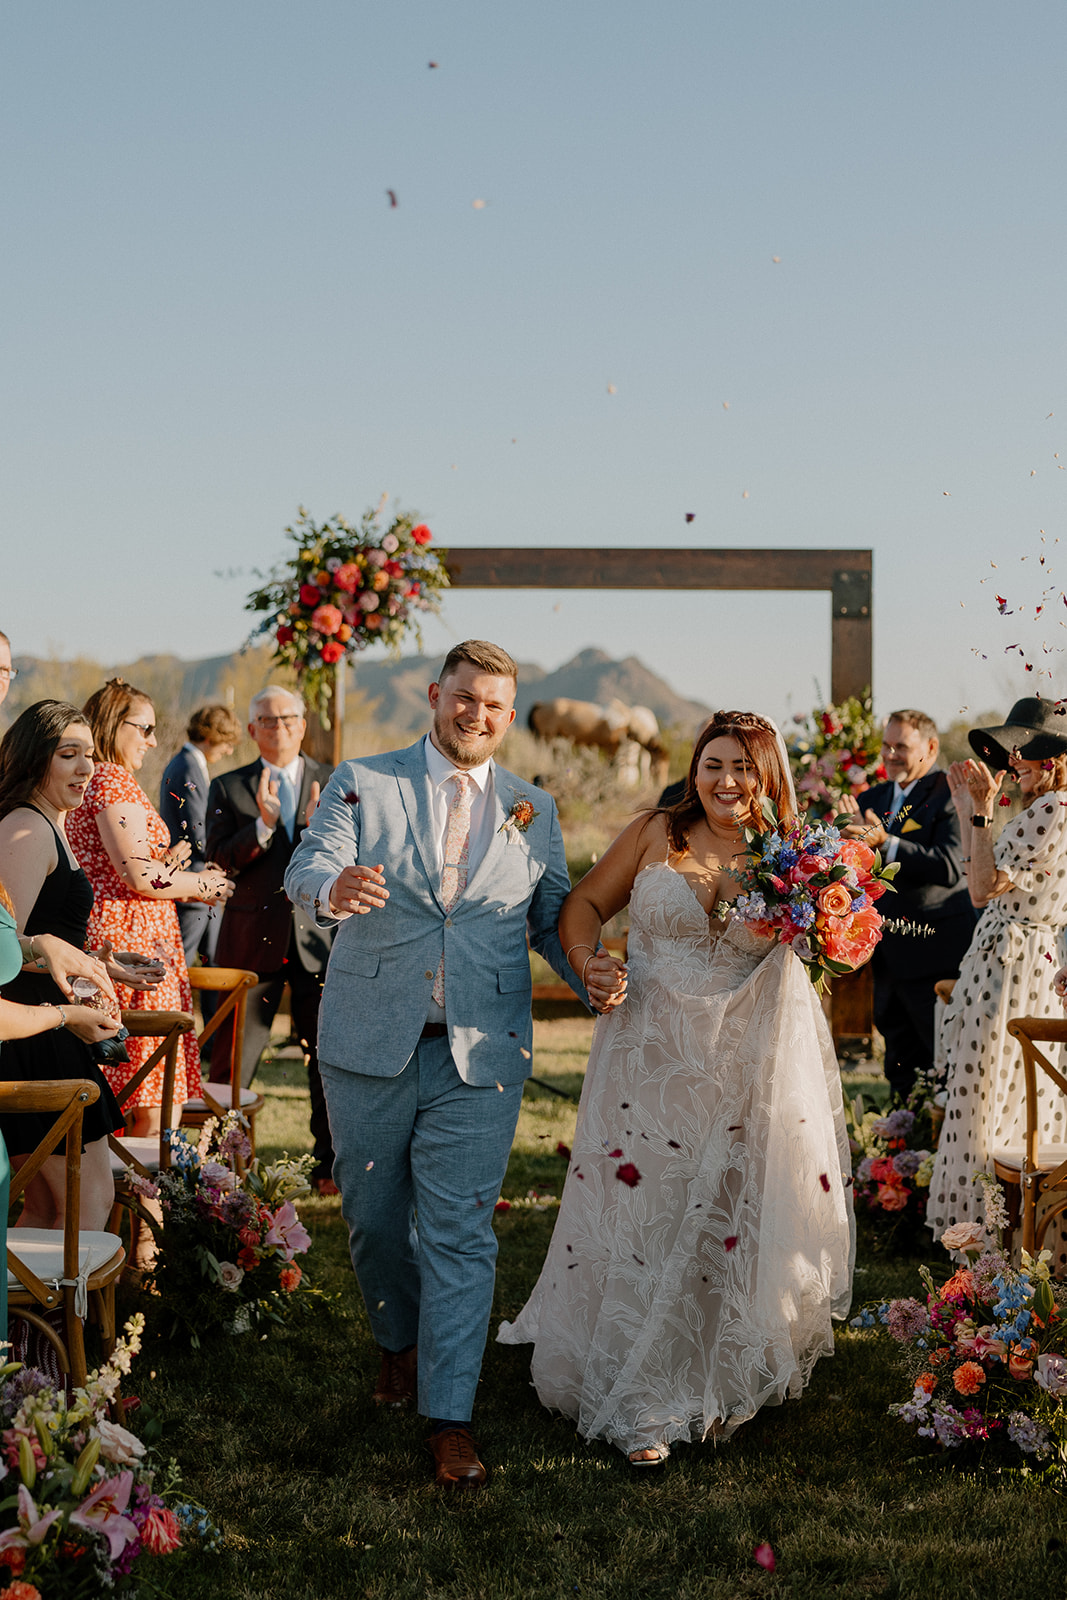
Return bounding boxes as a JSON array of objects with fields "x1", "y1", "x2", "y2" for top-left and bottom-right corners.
[{"x1": 5, "y1": 1, "x2": 1065, "y2": 729}]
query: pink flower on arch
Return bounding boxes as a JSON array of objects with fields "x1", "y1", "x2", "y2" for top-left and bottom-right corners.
[{"x1": 311, "y1": 603, "x2": 343, "y2": 636}]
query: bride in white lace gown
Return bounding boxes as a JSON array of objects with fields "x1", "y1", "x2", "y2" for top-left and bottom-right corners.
[{"x1": 498, "y1": 712, "x2": 855, "y2": 1463}]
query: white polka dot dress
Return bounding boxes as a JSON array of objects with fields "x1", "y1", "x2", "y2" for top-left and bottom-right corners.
[{"x1": 927, "y1": 794, "x2": 1067, "y2": 1253}]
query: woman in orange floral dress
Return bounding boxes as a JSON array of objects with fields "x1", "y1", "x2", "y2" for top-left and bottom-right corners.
[{"x1": 69, "y1": 680, "x2": 234, "y2": 1136}]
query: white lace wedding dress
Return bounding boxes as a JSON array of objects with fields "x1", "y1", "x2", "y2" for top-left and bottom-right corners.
[{"x1": 498, "y1": 861, "x2": 855, "y2": 1457}]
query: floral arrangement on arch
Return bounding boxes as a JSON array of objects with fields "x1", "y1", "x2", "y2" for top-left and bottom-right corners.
[
  {"x1": 0, "y1": 1315, "x2": 219, "y2": 1595},
  {"x1": 852, "y1": 1176, "x2": 1067, "y2": 1470},
  {"x1": 134, "y1": 1114, "x2": 317, "y2": 1348},
  {"x1": 730, "y1": 800, "x2": 897, "y2": 992},
  {"x1": 848, "y1": 1092, "x2": 940, "y2": 1252},
  {"x1": 246, "y1": 504, "x2": 449, "y2": 721},
  {"x1": 788, "y1": 692, "x2": 886, "y2": 819}
]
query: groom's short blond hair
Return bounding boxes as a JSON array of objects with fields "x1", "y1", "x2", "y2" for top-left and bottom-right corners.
[{"x1": 438, "y1": 640, "x2": 518, "y2": 686}]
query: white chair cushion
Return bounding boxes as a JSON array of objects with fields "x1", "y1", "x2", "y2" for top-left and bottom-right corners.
[
  {"x1": 993, "y1": 1147, "x2": 1067, "y2": 1171},
  {"x1": 8, "y1": 1229, "x2": 124, "y2": 1288},
  {"x1": 109, "y1": 1136, "x2": 161, "y2": 1174},
  {"x1": 184, "y1": 1088, "x2": 262, "y2": 1110}
]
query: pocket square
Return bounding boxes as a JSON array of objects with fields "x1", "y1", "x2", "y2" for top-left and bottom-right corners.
[{"x1": 900, "y1": 818, "x2": 922, "y2": 834}]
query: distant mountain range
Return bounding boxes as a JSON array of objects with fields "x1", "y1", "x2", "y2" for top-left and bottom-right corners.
[
  {"x1": 8, "y1": 646, "x2": 712, "y2": 736},
  {"x1": 350, "y1": 647, "x2": 712, "y2": 734}
]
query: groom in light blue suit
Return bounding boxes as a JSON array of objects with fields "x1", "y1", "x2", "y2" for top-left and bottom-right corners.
[{"x1": 285, "y1": 641, "x2": 591, "y2": 1488}]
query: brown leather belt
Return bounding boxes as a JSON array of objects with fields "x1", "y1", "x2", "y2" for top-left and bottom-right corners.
[{"x1": 420, "y1": 1022, "x2": 448, "y2": 1039}]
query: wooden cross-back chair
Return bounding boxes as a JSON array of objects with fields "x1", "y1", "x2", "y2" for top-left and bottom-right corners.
[
  {"x1": 181, "y1": 967, "x2": 264, "y2": 1148},
  {"x1": 994, "y1": 1017, "x2": 1067, "y2": 1254},
  {"x1": 2, "y1": 1079, "x2": 125, "y2": 1386},
  {"x1": 107, "y1": 1009, "x2": 195, "y2": 1272}
]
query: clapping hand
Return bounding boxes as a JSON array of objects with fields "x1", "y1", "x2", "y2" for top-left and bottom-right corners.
[
  {"x1": 256, "y1": 766, "x2": 283, "y2": 830},
  {"x1": 947, "y1": 758, "x2": 1001, "y2": 822},
  {"x1": 101, "y1": 942, "x2": 168, "y2": 990},
  {"x1": 304, "y1": 782, "x2": 321, "y2": 824}
]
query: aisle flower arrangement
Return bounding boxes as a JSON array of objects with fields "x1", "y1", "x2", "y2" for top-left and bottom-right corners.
[
  {"x1": 848, "y1": 1093, "x2": 939, "y2": 1252},
  {"x1": 140, "y1": 1115, "x2": 316, "y2": 1347},
  {"x1": 788, "y1": 693, "x2": 886, "y2": 819},
  {"x1": 246, "y1": 504, "x2": 449, "y2": 720},
  {"x1": 853, "y1": 1177, "x2": 1067, "y2": 1470},
  {"x1": 730, "y1": 799, "x2": 897, "y2": 991},
  {"x1": 0, "y1": 1316, "x2": 219, "y2": 1594}
]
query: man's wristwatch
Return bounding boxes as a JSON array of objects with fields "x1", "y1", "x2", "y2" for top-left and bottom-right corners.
[{"x1": 971, "y1": 814, "x2": 992, "y2": 829}]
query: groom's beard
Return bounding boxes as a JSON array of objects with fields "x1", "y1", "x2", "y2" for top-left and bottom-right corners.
[{"x1": 431, "y1": 716, "x2": 507, "y2": 769}]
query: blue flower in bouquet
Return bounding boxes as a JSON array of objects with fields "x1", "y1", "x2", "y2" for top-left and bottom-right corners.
[
  {"x1": 1008, "y1": 1411, "x2": 1052, "y2": 1457},
  {"x1": 735, "y1": 890, "x2": 767, "y2": 921},
  {"x1": 777, "y1": 846, "x2": 799, "y2": 869},
  {"x1": 788, "y1": 899, "x2": 816, "y2": 930}
]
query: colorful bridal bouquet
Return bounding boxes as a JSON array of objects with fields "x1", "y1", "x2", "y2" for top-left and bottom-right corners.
[
  {"x1": 788, "y1": 692, "x2": 886, "y2": 819},
  {"x1": 731, "y1": 800, "x2": 898, "y2": 990},
  {"x1": 853, "y1": 1177, "x2": 1067, "y2": 1470},
  {"x1": 848, "y1": 1093, "x2": 940, "y2": 1252},
  {"x1": 136, "y1": 1115, "x2": 316, "y2": 1347},
  {"x1": 246, "y1": 504, "x2": 449, "y2": 720},
  {"x1": 0, "y1": 1316, "x2": 219, "y2": 1595}
]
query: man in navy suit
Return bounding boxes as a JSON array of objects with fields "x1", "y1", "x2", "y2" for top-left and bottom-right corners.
[
  {"x1": 207, "y1": 687, "x2": 334, "y2": 1190},
  {"x1": 286, "y1": 641, "x2": 610, "y2": 1489},
  {"x1": 160, "y1": 704, "x2": 241, "y2": 967},
  {"x1": 840, "y1": 709, "x2": 976, "y2": 1101}
]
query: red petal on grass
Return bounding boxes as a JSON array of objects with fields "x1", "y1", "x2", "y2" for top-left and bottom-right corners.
[
  {"x1": 616, "y1": 1162, "x2": 641, "y2": 1187},
  {"x1": 556, "y1": 1142, "x2": 572, "y2": 1160},
  {"x1": 494, "y1": 1199, "x2": 511, "y2": 1212},
  {"x1": 819, "y1": 1173, "x2": 830, "y2": 1192},
  {"x1": 754, "y1": 1543, "x2": 776, "y2": 1571}
]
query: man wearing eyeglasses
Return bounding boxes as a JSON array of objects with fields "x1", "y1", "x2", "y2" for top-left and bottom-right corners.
[
  {"x1": 0, "y1": 632, "x2": 16, "y2": 708},
  {"x1": 206, "y1": 685, "x2": 336, "y2": 1191}
]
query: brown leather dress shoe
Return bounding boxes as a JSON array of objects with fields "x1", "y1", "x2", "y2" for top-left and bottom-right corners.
[
  {"x1": 429, "y1": 1426, "x2": 487, "y2": 1489},
  {"x1": 372, "y1": 1346, "x2": 417, "y2": 1408}
]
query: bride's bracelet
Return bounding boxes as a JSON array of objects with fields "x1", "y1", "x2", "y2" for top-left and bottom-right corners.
[{"x1": 566, "y1": 942, "x2": 598, "y2": 970}]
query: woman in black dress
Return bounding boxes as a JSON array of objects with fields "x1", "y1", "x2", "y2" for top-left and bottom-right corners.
[{"x1": 0, "y1": 701, "x2": 162, "y2": 1230}]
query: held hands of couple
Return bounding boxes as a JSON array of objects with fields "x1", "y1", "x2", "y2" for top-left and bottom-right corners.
[
  {"x1": 255, "y1": 768, "x2": 321, "y2": 832},
  {"x1": 583, "y1": 951, "x2": 628, "y2": 1014}
]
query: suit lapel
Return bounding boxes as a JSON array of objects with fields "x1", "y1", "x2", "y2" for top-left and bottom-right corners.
[{"x1": 395, "y1": 742, "x2": 445, "y2": 909}]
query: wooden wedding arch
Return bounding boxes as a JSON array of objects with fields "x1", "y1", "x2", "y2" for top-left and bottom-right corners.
[{"x1": 308, "y1": 544, "x2": 875, "y2": 1039}]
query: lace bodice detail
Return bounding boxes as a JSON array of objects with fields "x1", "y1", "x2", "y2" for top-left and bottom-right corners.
[{"x1": 627, "y1": 862, "x2": 774, "y2": 992}]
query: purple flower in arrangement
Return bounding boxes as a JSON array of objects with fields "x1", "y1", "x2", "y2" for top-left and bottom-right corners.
[
  {"x1": 856, "y1": 1155, "x2": 874, "y2": 1183},
  {"x1": 871, "y1": 1109, "x2": 915, "y2": 1139},
  {"x1": 892, "y1": 1150, "x2": 924, "y2": 1178},
  {"x1": 885, "y1": 1297, "x2": 930, "y2": 1342},
  {"x1": 851, "y1": 891, "x2": 870, "y2": 910},
  {"x1": 1008, "y1": 1411, "x2": 1052, "y2": 1456}
]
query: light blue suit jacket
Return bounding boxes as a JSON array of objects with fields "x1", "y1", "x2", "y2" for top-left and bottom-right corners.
[{"x1": 284, "y1": 740, "x2": 588, "y2": 1086}]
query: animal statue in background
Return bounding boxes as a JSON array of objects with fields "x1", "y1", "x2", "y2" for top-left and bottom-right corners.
[{"x1": 527, "y1": 697, "x2": 669, "y2": 789}]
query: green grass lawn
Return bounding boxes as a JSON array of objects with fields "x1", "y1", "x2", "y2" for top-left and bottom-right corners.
[{"x1": 130, "y1": 1022, "x2": 1067, "y2": 1600}]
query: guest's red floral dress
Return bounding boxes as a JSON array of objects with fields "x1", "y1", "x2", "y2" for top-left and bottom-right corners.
[{"x1": 68, "y1": 762, "x2": 203, "y2": 1109}]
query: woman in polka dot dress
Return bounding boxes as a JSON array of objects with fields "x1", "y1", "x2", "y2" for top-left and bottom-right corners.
[{"x1": 928, "y1": 698, "x2": 1067, "y2": 1252}]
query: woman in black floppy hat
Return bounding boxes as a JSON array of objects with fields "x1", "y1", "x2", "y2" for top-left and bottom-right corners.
[{"x1": 927, "y1": 697, "x2": 1067, "y2": 1254}]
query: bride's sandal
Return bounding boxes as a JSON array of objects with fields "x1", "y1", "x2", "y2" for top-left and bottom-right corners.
[{"x1": 628, "y1": 1446, "x2": 669, "y2": 1467}]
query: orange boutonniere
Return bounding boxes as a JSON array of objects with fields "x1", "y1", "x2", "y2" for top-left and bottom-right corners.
[{"x1": 500, "y1": 794, "x2": 539, "y2": 837}]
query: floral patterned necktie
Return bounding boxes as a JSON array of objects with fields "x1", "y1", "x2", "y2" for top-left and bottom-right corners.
[{"x1": 432, "y1": 772, "x2": 472, "y2": 1007}]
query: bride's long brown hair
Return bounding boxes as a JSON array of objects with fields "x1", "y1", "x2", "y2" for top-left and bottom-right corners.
[{"x1": 663, "y1": 711, "x2": 794, "y2": 853}]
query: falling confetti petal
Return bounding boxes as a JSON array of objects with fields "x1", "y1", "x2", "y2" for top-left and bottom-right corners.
[
  {"x1": 343, "y1": 790, "x2": 360, "y2": 805},
  {"x1": 386, "y1": 190, "x2": 398, "y2": 208},
  {"x1": 471, "y1": 198, "x2": 486, "y2": 209},
  {"x1": 724, "y1": 1236, "x2": 738, "y2": 1251},
  {"x1": 685, "y1": 512, "x2": 696, "y2": 523},
  {"x1": 365, "y1": 1161, "x2": 374, "y2": 1171},
  {"x1": 607, "y1": 383, "x2": 617, "y2": 395},
  {"x1": 616, "y1": 1162, "x2": 641, "y2": 1187},
  {"x1": 754, "y1": 1544, "x2": 776, "y2": 1572},
  {"x1": 819, "y1": 1173, "x2": 830, "y2": 1192}
]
